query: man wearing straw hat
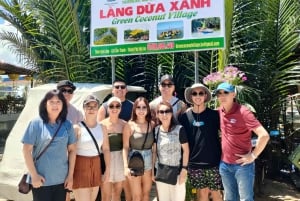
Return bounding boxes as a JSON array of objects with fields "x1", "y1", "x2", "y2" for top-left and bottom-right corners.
[{"x1": 179, "y1": 83, "x2": 223, "y2": 201}]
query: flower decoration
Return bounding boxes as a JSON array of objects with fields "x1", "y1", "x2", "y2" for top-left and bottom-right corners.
[{"x1": 203, "y1": 66, "x2": 247, "y2": 88}]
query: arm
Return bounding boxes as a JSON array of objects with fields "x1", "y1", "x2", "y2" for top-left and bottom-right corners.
[
  {"x1": 97, "y1": 105, "x2": 106, "y2": 122},
  {"x1": 65, "y1": 143, "x2": 76, "y2": 190},
  {"x1": 179, "y1": 142, "x2": 189, "y2": 184},
  {"x1": 236, "y1": 126, "x2": 270, "y2": 165},
  {"x1": 122, "y1": 122, "x2": 132, "y2": 177},
  {"x1": 101, "y1": 124, "x2": 111, "y2": 183},
  {"x1": 22, "y1": 144, "x2": 45, "y2": 188}
]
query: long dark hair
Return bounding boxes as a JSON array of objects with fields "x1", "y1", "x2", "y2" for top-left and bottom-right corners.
[
  {"x1": 39, "y1": 89, "x2": 68, "y2": 123},
  {"x1": 131, "y1": 97, "x2": 152, "y2": 122},
  {"x1": 156, "y1": 101, "x2": 177, "y2": 132}
]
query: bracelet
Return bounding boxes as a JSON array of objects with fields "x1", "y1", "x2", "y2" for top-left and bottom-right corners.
[{"x1": 251, "y1": 152, "x2": 257, "y2": 160}]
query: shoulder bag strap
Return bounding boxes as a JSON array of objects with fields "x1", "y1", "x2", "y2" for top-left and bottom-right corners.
[
  {"x1": 81, "y1": 121, "x2": 101, "y2": 156},
  {"x1": 35, "y1": 121, "x2": 63, "y2": 161},
  {"x1": 141, "y1": 122, "x2": 149, "y2": 150}
]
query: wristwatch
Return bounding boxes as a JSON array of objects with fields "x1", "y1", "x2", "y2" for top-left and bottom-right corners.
[{"x1": 182, "y1": 166, "x2": 188, "y2": 170}]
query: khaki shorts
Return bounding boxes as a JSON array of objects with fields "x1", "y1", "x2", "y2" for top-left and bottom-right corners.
[{"x1": 73, "y1": 155, "x2": 101, "y2": 189}]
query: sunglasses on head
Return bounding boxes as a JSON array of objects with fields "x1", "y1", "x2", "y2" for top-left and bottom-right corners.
[
  {"x1": 158, "y1": 109, "x2": 172, "y2": 114},
  {"x1": 191, "y1": 91, "x2": 205, "y2": 97},
  {"x1": 60, "y1": 88, "x2": 73, "y2": 94},
  {"x1": 108, "y1": 104, "x2": 121, "y2": 109},
  {"x1": 161, "y1": 83, "x2": 174, "y2": 88},
  {"x1": 136, "y1": 106, "x2": 147, "y2": 110},
  {"x1": 114, "y1": 85, "x2": 126, "y2": 89},
  {"x1": 216, "y1": 91, "x2": 230, "y2": 96}
]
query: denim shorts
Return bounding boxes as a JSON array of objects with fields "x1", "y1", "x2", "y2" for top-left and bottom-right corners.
[{"x1": 129, "y1": 149, "x2": 152, "y2": 171}]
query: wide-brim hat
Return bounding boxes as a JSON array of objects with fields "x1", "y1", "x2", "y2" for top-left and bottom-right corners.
[{"x1": 184, "y1": 83, "x2": 211, "y2": 104}]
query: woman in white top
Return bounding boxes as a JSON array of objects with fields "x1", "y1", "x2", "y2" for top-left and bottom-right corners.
[{"x1": 73, "y1": 95, "x2": 110, "y2": 201}]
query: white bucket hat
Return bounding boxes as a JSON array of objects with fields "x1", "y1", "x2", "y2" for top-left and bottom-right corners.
[{"x1": 184, "y1": 83, "x2": 211, "y2": 104}]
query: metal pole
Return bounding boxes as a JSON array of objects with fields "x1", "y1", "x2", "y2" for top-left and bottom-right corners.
[
  {"x1": 194, "y1": 51, "x2": 199, "y2": 83},
  {"x1": 111, "y1": 56, "x2": 115, "y2": 84}
]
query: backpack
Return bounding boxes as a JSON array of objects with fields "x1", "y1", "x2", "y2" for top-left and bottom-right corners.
[{"x1": 128, "y1": 151, "x2": 144, "y2": 176}]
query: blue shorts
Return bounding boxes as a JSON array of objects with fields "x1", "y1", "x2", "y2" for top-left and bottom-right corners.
[{"x1": 129, "y1": 149, "x2": 152, "y2": 171}]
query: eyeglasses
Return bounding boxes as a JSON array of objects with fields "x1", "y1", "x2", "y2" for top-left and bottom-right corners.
[
  {"x1": 136, "y1": 106, "x2": 147, "y2": 110},
  {"x1": 108, "y1": 104, "x2": 121, "y2": 109},
  {"x1": 85, "y1": 106, "x2": 98, "y2": 110},
  {"x1": 60, "y1": 88, "x2": 74, "y2": 94},
  {"x1": 114, "y1": 85, "x2": 126, "y2": 89},
  {"x1": 191, "y1": 91, "x2": 205, "y2": 97},
  {"x1": 216, "y1": 91, "x2": 230, "y2": 97},
  {"x1": 161, "y1": 83, "x2": 174, "y2": 88},
  {"x1": 48, "y1": 100, "x2": 62, "y2": 106},
  {"x1": 158, "y1": 109, "x2": 172, "y2": 114}
]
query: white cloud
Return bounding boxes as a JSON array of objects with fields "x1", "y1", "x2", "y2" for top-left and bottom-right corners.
[{"x1": 0, "y1": 19, "x2": 23, "y2": 66}]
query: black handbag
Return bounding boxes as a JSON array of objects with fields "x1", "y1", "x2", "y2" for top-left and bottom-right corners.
[
  {"x1": 81, "y1": 121, "x2": 105, "y2": 174},
  {"x1": 18, "y1": 174, "x2": 32, "y2": 194},
  {"x1": 19, "y1": 122, "x2": 62, "y2": 194},
  {"x1": 155, "y1": 163, "x2": 179, "y2": 185},
  {"x1": 128, "y1": 123, "x2": 149, "y2": 177},
  {"x1": 155, "y1": 127, "x2": 179, "y2": 185}
]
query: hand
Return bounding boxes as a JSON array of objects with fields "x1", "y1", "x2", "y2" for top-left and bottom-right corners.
[
  {"x1": 31, "y1": 174, "x2": 45, "y2": 188},
  {"x1": 235, "y1": 152, "x2": 255, "y2": 166},
  {"x1": 124, "y1": 167, "x2": 131, "y2": 178},
  {"x1": 179, "y1": 169, "x2": 187, "y2": 184},
  {"x1": 64, "y1": 175, "x2": 73, "y2": 190}
]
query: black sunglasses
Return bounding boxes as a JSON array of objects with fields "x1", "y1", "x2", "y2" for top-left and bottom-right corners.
[
  {"x1": 192, "y1": 91, "x2": 205, "y2": 97},
  {"x1": 60, "y1": 88, "x2": 74, "y2": 94},
  {"x1": 216, "y1": 91, "x2": 230, "y2": 96},
  {"x1": 108, "y1": 104, "x2": 121, "y2": 109},
  {"x1": 161, "y1": 83, "x2": 174, "y2": 88},
  {"x1": 158, "y1": 109, "x2": 172, "y2": 114},
  {"x1": 114, "y1": 85, "x2": 126, "y2": 89}
]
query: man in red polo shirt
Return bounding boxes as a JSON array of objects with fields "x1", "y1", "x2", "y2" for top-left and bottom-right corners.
[{"x1": 216, "y1": 82, "x2": 269, "y2": 201}]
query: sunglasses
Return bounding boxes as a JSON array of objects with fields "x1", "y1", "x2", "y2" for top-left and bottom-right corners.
[
  {"x1": 161, "y1": 83, "x2": 174, "y2": 88},
  {"x1": 108, "y1": 104, "x2": 121, "y2": 109},
  {"x1": 60, "y1": 88, "x2": 73, "y2": 94},
  {"x1": 192, "y1": 91, "x2": 205, "y2": 97},
  {"x1": 216, "y1": 91, "x2": 230, "y2": 96},
  {"x1": 136, "y1": 106, "x2": 147, "y2": 110},
  {"x1": 114, "y1": 85, "x2": 126, "y2": 89},
  {"x1": 158, "y1": 109, "x2": 172, "y2": 114},
  {"x1": 85, "y1": 106, "x2": 98, "y2": 110}
]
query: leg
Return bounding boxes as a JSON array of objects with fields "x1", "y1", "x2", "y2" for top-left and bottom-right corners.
[
  {"x1": 173, "y1": 177, "x2": 186, "y2": 201},
  {"x1": 197, "y1": 188, "x2": 210, "y2": 201},
  {"x1": 236, "y1": 163, "x2": 255, "y2": 201},
  {"x1": 155, "y1": 181, "x2": 171, "y2": 201},
  {"x1": 91, "y1": 186, "x2": 100, "y2": 201},
  {"x1": 210, "y1": 190, "x2": 223, "y2": 201},
  {"x1": 112, "y1": 181, "x2": 123, "y2": 201},
  {"x1": 101, "y1": 182, "x2": 112, "y2": 201},
  {"x1": 129, "y1": 176, "x2": 143, "y2": 201},
  {"x1": 141, "y1": 170, "x2": 153, "y2": 201},
  {"x1": 219, "y1": 161, "x2": 239, "y2": 201},
  {"x1": 123, "y1": 178, "x2": 132, "y2": 201}
]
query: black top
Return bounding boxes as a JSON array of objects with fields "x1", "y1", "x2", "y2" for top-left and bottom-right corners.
[
  {"x1": 179, "y1": 108, "x2": 221, "y2": 169},
  {"x1": 103, "y1": 99, "x2": 133, "y2": 121}
]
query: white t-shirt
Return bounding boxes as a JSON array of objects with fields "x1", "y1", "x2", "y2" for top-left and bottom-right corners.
[{"x1": 76, "y1": 123, "x2": 104, "y2": 156}]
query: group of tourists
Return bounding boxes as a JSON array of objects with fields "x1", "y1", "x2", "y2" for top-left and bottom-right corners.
[{"x1": 21, "y1": 75, "x2": 270, "y2": 201}]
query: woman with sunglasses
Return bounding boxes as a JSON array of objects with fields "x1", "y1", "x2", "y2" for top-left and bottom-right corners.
[
  {"x1": 73, "y1": 95, "x2": 110, "y2": 201},
  {"x1": 123, "y1": 97, "x2": 155, "y2": 201},
  {"x1": 179, "y1": 83, "x2": 223, "y2": 201},
  {"x1": 153, "y1": 101, "x2": 189, "y2": 201},
  {"x1": 101, "y1": 97, "x2": 127, "y2": 201},
  {"x1": 22, "y1": 89, "x2": 77, "y2": 201}
]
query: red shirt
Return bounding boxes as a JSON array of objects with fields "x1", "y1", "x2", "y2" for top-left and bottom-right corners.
[{"x1": 219, "y1": 103, "x2": 261, "y2": 164}]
